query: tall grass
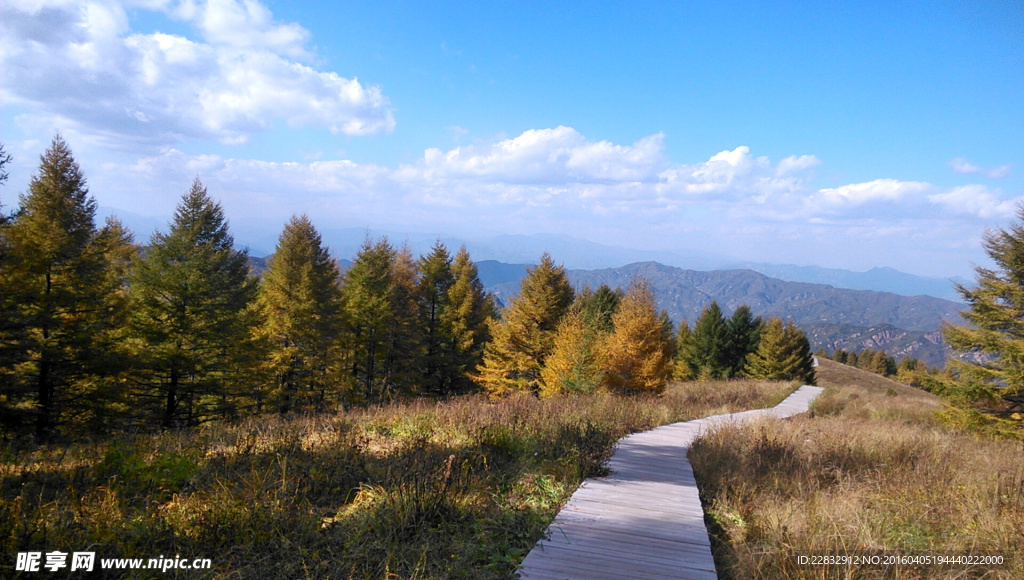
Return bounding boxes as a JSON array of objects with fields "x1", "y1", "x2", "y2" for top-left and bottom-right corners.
[
  {"x1": 1, "y1": 380, "x2": 792, "y2": 579},
  {"x1": 691, "y1": 361, "x2": 1024, "y2": 579}
]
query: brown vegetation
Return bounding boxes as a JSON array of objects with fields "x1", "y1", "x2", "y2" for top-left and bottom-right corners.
[
  {"x1": 691, "y1": 359, "x2": 1024, "y2": 579},
  {"x1": 1, "y1": 380, "x2": 792, "y2": 578}
]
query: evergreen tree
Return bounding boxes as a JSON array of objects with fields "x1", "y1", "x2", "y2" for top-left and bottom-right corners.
[
  {"x1": 257, "y1": 215, "x2": 343, "y2": 414},
  {"x1": 866, "y1": 350, "x2": 890, "y2": 375},
  {"x1": 577, "y1": 284, "x2": 623, "y2": 333},
  {"x1": 340, "y1": 237, "x2": 395, "y2": 402},
  {"x1": 126, "y1": 178, "x2": 257, "y2": 428},
  {"x1": 857, "y1": 349, "x2": 875, "y2": 370},
  {"x1": 441, "y1": 246, "x2": 495, "y2": 395},
  {"x1": 673, "y1": 320, "x2": 693, "y2": 380},
  {"x1": 784, "y1": 321, "x2": 817, "y2": 384},
  {"x1": 475, "y1": 253, "x2": 574, "y2": 397},
  {"x1": 0, "y1": 142, "x2": 11, "y2": 212},
  {"x1": 679, "y1": 301, "x2": 731, "y2": 379},
  {"x1": 0, "y1": 136, "x2": 127, "y2": 440},
  {"x1": 417, "y1": 241, "x2": 455, "y2": 396},
  {"x1": 744, "y1": 318, "x2": 816, "y2": 384},
  {"x1": 724, "y1": 305, "x2": 763, "y2": 377},
  {"x1": 599, "y1": 280, "x2": 675, "y2": 394},
  {"x1": 75, "y1": 217, "x2": 139, "y2": 431},
  {"x1": 943, "y1": 206, "x2": 1024, "y2": 401},
  {"x1": 385, "y1": 244, "x2": 422, "y2": 397},
  {"x1": 540, "y1": 305, "x2": 603, "y2": 397}
]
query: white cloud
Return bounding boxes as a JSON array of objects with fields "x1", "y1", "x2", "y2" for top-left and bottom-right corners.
[
  {"x1": 0, "y1": 0, "x2": 394, "y2": 146},
  {"x1": 70, "y1": 128, "x2": 1011, "y2": 278},
  {"x1": 815, "y1": 178, "x2": 932, "y2": 206},
  {"x1": 776, "y1": 154, "x2": 822, "y2": 176},
  {"x1": 657, "y1": 146, "x2": 815, "y2": 201},
  {"x1": 173, "y1": 0, "x2": 311, "y2": 59},
  {"x1": 949, "y1": 157, "x2": 1012, "y2": 179},
  {"x1": 418, "y1": 126, "x2": 667, "y2": 184},
  {"x1": 929, "y1": 185, "x2": 1019, "y2": 219}
]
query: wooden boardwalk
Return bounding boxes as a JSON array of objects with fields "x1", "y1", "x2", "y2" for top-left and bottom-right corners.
[{"x1": 517, "y1": 385, "x2": 825, "y2": 580}]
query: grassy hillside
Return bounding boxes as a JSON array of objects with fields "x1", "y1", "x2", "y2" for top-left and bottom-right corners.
[
  {"x1": 1, "y1": 381, "x2": 793, "y2": 579},
  {"x1": 691, "y1": 359, "x2": 1023, "y2": 578}
]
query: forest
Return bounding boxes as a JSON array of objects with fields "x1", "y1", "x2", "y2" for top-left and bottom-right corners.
[
  {"x1": 0, "y1": 136, "x2": 816, "y2": 444},
  {"x1": 2, "y1": 138, "x2": 1022, "y2": 579}
]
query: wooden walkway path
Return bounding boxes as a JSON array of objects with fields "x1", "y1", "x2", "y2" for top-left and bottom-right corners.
[{"x1": 517, "y1": 385, "x2": 825, "y2": 580}]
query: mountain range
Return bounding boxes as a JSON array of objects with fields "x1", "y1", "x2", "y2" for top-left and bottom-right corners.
[
  {"x1": 484, "y1": 261, "x2": 964, "y2": 367},
  {"x1": 103, "y1": 207, "x2": 966, "y2": 301}
]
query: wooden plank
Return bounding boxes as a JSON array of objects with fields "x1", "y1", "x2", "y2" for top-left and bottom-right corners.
[
  {"x1": 522, "y1": 542, "x2": 713, "y2": 578},
  {"x1": 518, "y1": 385, "x2": 824, "y2": 579},
  {"x1": 541, "y1": 527, "x2": 714, "y2": 559},
  {"x1": 521, "y1": 549, "x2": 717, "y2": 580},
  {"x1": 563, "y1": 496, "x2": 707, "y2": 518},
  {"x1": 532, "y1": 538, "x2": 708, "y2": 570}
]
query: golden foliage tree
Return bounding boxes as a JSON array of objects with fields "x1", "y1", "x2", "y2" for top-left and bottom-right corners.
[
  {"x1": 599, "y1": 280, "x2": 675, "y2": 394},
  {"x1": 539, "y1": 306, "x2": 603, "y2": 397},
  {"x1": 475, "y1": 253, "x2": 574, "y2": 397}
]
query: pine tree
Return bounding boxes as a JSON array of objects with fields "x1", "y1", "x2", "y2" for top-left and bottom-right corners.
[
  {"x1": 679, "y1": 301, "x2": 731, "y2": 379},
  {"x1": 744, "y1": 318, "x2": 816, "y2": 384},
  {"x1": 475, "y1": 253, "x2": 574, "y2": 397},
  {"x1": 257, "y1": 215, "x2": 343, "y2": 414},
  {"x1": 673, "y1": 320, "x2": 693, "y2": 380},
  {"x1": 743, "y1": 318, "x2": 794, "y2": 381},
  {"x1": 724, "y1": 305, "x2": 763, "y2": 377},
  {"x1": 417, "y1": 241, "x2": 455, "y2": 396},
  {"x1": 126, "y1": 178, "x2": 257, "y2": 428},
  {"x1": 0, "y1": 142, "x2": 11, "y2": 209},
  {"x1": 857, "y1": 349, "x2": 875, "y2": 370},
  {"x1": 0, "y1": 136, "x2": 127, "y2": 440},
  {"x1": 540, "y1": 304, "x2": 604, "y2": 397},
  {"x1": 75, "y1": 217, "x2": 139, "y2": 431},
  {"x1": 599, "y1": 280, "x2": 675, "y2": 394},
  {"x1": 577, "y1": 284, "x2": 623, "y2": 333},
  {"x1": 340, "y1": 237, "x2": 395, "y2": 402},
  {"x1": 441, "y1": 246, "x2": 495, "y2": 395},
  {"x1": 784, "y1": 321, "x2": 817, "y2": 384},
  {"x1": 943, "y1": 206, "x2": 1024, "y2": 401},
  {"x1": 385, "y1": 244, "x2": 422, "y2": 397},
  {"x1": 866, "y1": 350, "x2": 890, "y2": 375}
]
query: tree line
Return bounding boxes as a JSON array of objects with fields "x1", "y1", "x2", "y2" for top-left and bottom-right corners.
[
  {"x1": 0, "y1": 136, "x2": 816, "y2": 442},
  {"x1": 474, "y1": 263, "x2": 817, "y2": 397}
]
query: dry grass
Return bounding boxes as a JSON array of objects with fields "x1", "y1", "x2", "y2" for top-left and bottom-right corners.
[
  {"x1": 0, "y1": 379, "x2": 792, "y2": 579},
  {"x1": 691, "y1": 359, "x2": 1024, "y2": 579}
]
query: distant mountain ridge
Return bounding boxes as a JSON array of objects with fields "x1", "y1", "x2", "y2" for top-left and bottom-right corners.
[
  {"x1": 101, "y1": 206, "x2": 964, "y2": 301},
  {"x1": 733, "y1": 263, "x2": 965, "y2": 302},
  {"x1": 486, "y1": 261, "x2": 964, "y2": 367}
]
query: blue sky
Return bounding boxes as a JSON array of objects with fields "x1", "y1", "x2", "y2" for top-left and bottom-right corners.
[{"x1": 1, "y1": 0, "x2": 1022, "y2": 278}]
